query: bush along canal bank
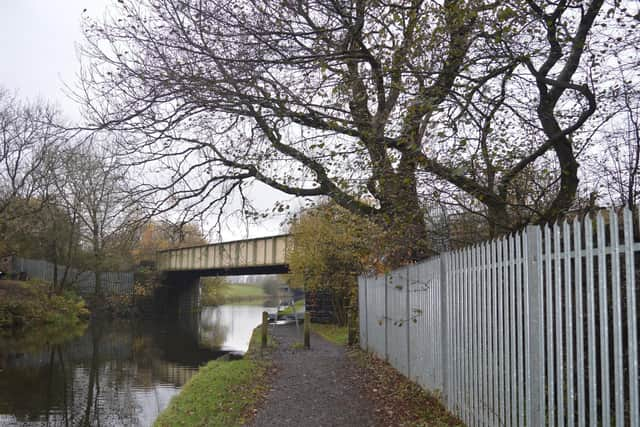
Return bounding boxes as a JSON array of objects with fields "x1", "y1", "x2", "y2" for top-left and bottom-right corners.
[
  {"x1": 0, "y1": 279, "x2": 89, "y2": 332},
  {"x1": 154, "y1": 326, "x2": 273, "y2": 427}
]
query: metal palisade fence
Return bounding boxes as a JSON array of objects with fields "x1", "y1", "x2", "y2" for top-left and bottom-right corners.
[
  {"x1": 359, "y1": 207, "x2": 640, "y2": 426},
  {"x1": 11, "y1": 256, "x2": 134, "y2": 297}
]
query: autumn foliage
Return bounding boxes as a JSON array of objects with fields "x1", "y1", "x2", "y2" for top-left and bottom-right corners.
[{"x1": 287, "y1": 202, "x2": 388, "y2": 324}]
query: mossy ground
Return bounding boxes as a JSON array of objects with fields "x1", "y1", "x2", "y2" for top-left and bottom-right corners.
[
  {"x1": 154, "y1": 359, "x2": 267, "y2": 427},
  {"x1": 154, "y1": 327, "x2": 273, "y2": 427}
]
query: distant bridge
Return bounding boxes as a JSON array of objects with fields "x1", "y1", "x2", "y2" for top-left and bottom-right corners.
[{"x1": 156, "y1": 234, "x2": 291, "y2": 277}]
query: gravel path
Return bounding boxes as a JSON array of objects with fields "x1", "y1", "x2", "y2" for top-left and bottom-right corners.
[{"x1": 247, "y1": 323, "x2": 378, "y2": 427}]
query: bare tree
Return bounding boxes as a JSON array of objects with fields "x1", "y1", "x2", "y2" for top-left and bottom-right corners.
[
  {"x1": 77, "y1": 0, "x2": 624, "y2": 261},
  {"x1": 56, "y1": 142, "x2": 140, "y2": 296},
  {"x1": 0, "y1": 88, "x2": 65, "y2": 216},
  {"x1": 585, "y1": 46, "x2": 640, "y2": 210}
]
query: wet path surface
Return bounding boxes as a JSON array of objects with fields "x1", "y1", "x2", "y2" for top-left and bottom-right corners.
[{"x1": 248, "y1": 323, "x2": 378, "y2": 427}]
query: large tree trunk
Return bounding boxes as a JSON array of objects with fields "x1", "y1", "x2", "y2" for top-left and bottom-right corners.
[
  {"x1": 377, "y1": 156, "x2": 433, "y2": 265},
  {"x1": 539, "y1": 108, "x2": 579, "y2": 222},
  {"x1": 487, "y1": 202, "x2": 511, "y2": 238}
]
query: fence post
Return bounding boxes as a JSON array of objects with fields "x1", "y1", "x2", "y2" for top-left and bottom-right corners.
[
  {"x1": 406, "y1": 265, "x2": 411, "y2": 379},
  {"x1": 304, "y1": 311, "x2": 311, "y2": 349},
  {"x1": 363, "y1": 276, "x2": 368, "y2": 351},
  {"x1": 525, "y1": 225, "x2": 544, "y2": 426},
  {"x1": 440, "y1": 253, "x2": 449, "y2": 403},
  {"x1": 261, "y1": 311, "x2": 268, "y2": 349},
  {"x1": 385, "y1": 272, "x2": 389, "y2": 361}
]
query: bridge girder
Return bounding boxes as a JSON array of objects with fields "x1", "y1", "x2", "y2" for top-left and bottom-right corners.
[{"x1": 156, "y1": 234, "x2": 291, "y2": 276}]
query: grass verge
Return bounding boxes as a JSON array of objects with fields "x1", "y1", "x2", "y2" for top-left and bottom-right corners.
[
  {"x1": 224, "y1": 283, "x2": 267, "y2": 300},
  {"x1": 201, "y1": 282, "x2": 268, "y2": 306},
  {"x1": 277, "y1": 299, "x2": 305, "y2": 316},
  {"x1": 311, "y1": 323, "x2": 349, "y2": 346},
  {"x1": 154, "y1": 327, "x2": 272, "y2": 427}
]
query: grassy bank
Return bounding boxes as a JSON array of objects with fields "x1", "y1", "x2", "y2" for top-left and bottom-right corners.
[
  {"x1": 154, "y1": 327, "x2": 272, "y2": 427},
  {"x1": 201, "y1": 281, "x2": 268, "y2": 306},
  {"x1": 277, "y1": 298, "x2": 305, "y2": 316},
  {"x1": 224, "y1": 283, "x2": 267, "y2": 301},
  {"x1": 0, "y1": 279, "x2": 89, "y2": 331},
  {"x1": 312, "y1": 323, "x2": 349, "y2": 346}
]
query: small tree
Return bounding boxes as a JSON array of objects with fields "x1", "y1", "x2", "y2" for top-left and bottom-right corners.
[
  {"x1": 0, "y1": 89, "x2": 66, "y2": 255},
  {"x1": 287, "y1": 202, "x2": 385, "y2": 324},
  {"x1": 0, "y1": 89, "x2": 64, "y2": 213},
  {"x1": 590, "y1": 63, "x2": 640, "y2": 210}
]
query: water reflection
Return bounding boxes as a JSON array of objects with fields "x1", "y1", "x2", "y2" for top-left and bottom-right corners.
[
  {"x1": 199, "y1": 305, "x2": 272, "y2": 353},
  {"x1": 0, "y1": 304, "x2": 266, "y2": 426}
]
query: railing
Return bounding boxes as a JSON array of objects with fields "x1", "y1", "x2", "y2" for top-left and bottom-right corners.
[
  {"x1": 10, "y1": 256, "x2": 134, "y2": 297},
  {"x1": 359, "y1": 207, "x2": 640, "y2": 426}
]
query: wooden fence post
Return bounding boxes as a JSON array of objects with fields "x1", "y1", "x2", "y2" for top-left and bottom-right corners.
[
  {"x1": 347, "y1": 310, "x2": 354, "y2": 346},
  {"x1": 304, "y1": 312, "x2": 310, "y2": 349},
  {"x1": 261, "y1": 311, "x2": 268, "y2": 349}
]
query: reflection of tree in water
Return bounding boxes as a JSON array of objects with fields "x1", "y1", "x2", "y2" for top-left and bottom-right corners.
[
  {"x1": 0, "y1": 311, "x2": 230, "y2": 426},
  {"x1": 0, "y1": 322, "x2": 85, "y2": 424},
  {"x1": 198, "y1": 306, "x2": 229, "y2": 350},
  {"x1": 0, "y1": 322, "x2": 144, "y2": 426},
  {"x1": 63, "y1": 322, "x2": 140, "y2": 427},
  {"x1": 0, "y1": 344, "x2": 67, "y2": 422}
]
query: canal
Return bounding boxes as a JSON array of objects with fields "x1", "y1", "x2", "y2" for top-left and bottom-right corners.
[{"x1": 0, "y1": 304, "x2": 269, "y2": 426}]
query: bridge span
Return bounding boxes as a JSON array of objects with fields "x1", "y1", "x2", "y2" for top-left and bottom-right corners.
[{"x1": 156, "y1": 234, "x2": 291, "y2": 276}]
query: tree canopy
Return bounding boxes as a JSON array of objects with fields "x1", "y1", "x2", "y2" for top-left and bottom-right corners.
[
  {"x1": 78, "y1": 0, "x2": 637, "y2": 261},
  {"x1": 131, "y1": 220, "x2": 208, "y2": 265}
]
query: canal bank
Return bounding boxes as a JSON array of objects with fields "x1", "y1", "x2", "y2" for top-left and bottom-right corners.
[
  {"x1": 0, "y1": 303, "x2": 270, "y2": 426},
  {"x1": 154, "y1": 326, "x2": 273, "y2": 426},
  {"x1": 0, "y1": 279, "x2": 89, "y2": 331}
]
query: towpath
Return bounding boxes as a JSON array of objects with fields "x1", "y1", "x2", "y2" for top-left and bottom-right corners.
[{"x1": 247, "y1": 322, "x2": 378, "y2": 427}]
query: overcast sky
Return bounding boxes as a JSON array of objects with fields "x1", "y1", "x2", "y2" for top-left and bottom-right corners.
[
  {"x1": 0, "y1": 0, "x2": 296, "y2": 241},
  {"x1": 0, "y1": 0, "x2": 108, "y2": 118}
]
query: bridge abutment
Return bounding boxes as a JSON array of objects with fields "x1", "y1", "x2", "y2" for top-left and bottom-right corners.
[{"x1": 160, "y1": 272, "x2": 201, "y2": 316}]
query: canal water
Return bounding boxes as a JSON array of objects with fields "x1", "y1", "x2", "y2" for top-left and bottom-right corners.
[{"x1": 0, "y1": 304, "x2": 268, "y2": 426}]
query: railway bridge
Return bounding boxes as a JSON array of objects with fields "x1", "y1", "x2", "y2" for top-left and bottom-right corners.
[
  {"x1": 156, "y1": 234, "x2": 291, "y2": 277},
  {"x1": 155, "y1": 234, "x2": 292, "y2": 312}
]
